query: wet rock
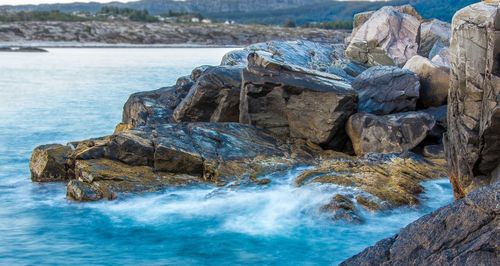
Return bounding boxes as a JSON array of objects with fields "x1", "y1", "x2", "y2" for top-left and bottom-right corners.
[
  {"x1": 418, "y1": 19, "x2": 451, "y2": 58},
  {"x1": 346, "y1": 112, "x2": 436, "y2": 156},
  {"x1": 403, "y1": 55, "x2": 449, "y2": 108},
  {"x1": 340, "y1": 181, "x2": 500, "y2": 266},
  {"x1": 173, "y1": 66, "x2": 243, "y2": 123},
  {"x1": 346, "y1": 5, "x2": 422, "y2": 67},
  {"x1": 240, "y1": 52, "x2": 356, "y2": 149},
  {"x1": 353, "y1": 66, "x2": 420, "y2": 115},
  {"x1": 296, "y1": 152, "x2": 447, "y2": 207},
  {"x1": 67, "y1": 159, "x2": 200, "y2": 201},
  {"x1": 321, "y1": 194, "x2": 362, "y2": 223},
  {"x1": 30, "y1": 144, "x2": 72, "y2": 182},
  {"x1": 423, "y1": 144, "x2": 445, "y2": 159},
  {"x1": 445, "y1": 2, "x2": 500, "y2": 198},
  {"x1": 122, "y1": 76, "x2": 193, "y2": 128}
]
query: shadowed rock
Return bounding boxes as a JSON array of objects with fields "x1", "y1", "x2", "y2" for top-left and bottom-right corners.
[
  {"x1": 340, "y1": 181, "x2": 500, "y2": 266},
  {"x1": 353, "y1": 66, "x2": 420, "y2": 115},
  {"x1": 404, "y1": 55, "x2": 449, "y2": 108},
  {"x1": 346, "y1": 112, "x2": 435, "y2": 156},
  {"x1": 240, "y1": 51, "x2": 357, "y2": 149},
  {"x1": 418, "y1": 19, "x2": 451, "y2": 58},
  {"x1": 30, "y1": 144, "x2": 72, "y2": 182},
  {"x1": 173, "y1": 66, "x2": 243, "y2": 123}
]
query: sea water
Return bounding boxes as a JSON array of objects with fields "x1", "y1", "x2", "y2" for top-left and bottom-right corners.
[{"x1": 0, "y1": 48, "x2": 454, "y2": 265}]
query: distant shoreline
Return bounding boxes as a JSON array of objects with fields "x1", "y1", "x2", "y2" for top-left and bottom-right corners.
[{"x1": 0, "y1": 42, "x2": 242, "y2": 49}]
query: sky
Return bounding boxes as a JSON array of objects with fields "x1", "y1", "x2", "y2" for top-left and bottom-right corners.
[{"x1": 0, "y1": 0, "x2": 132, "y2": 5}]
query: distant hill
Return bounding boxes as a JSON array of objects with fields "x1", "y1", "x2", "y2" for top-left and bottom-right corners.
[{"x1": 1, "y1": 0, "x2": 478, "y2": 24}]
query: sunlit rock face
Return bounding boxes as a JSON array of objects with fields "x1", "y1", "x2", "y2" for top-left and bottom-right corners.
[{"x1": 445, "y1": 1, "x2": 500, "y2": 198}]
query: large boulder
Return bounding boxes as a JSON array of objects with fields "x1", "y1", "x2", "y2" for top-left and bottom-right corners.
[
  {"x1": 221, "y1": 40, "x2": 367, "y2": 80},
  {"x1": 122, "y1": 76, "x2": 193, "y2": 128},
  {"x1": 418, "y1": 19, "x2": 451, "y2": 58},
  {"x1": 404, "y1": 55, "x2": 450, "y2": 108},
  {"x1": 240, "y1": 51, "x2": 357, "y2": 149},
  {"x1": 352, "y1": 66, "x2": 420, "y2": 115},
  {"x1": 30, "y1": 144, "x2": 72, "y2": 182},
  {"x1": 340, "y1": 181, "x2": 500, "y2": 266},
  {"x1": 346, "y1": 5, "x2": 422, "y2": 67},
  {"x1": 429, "y1": 43, "x2": 451, "y2": 68},
  {"x1": 445, "y1": 2, "x2": 500, "y2": 198},
  {"x1": 346, "y1": 112, "x2": 436, "y2": 156},
  {"x1": 173, "y1": 66, "x2": 243, "y2": 122}
]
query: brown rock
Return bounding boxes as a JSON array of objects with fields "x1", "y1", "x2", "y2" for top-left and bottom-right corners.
[{"x1": 30, "y1": 144, "x2": 72, "y2": 182}]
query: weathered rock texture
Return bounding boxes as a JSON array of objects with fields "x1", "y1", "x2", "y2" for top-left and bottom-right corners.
[
  {"x1": 352, "y1": 66, "x2": 420, "y2": 115},
  {"x1": 346, "y1": 112, "x2": 435, "y2": 156},
  {"x1": 240, "y1": 51, "x2": 357, "y2": 149},
  {"x1": 445, "y1": 2, "x2": 500, "y2": 198},
  {"x1": 30, "y1": 144, "x2": 72, "y2": 182},
  {"x1": 346, "y1": 5, "x2": 422, "y2": 67},
  {"x1": 418, "y1": 19, "x2": 451, "y2": 58},
  {"x1": 403, "y1": 55, "x2": 450, "y2": 108},
  {"x1": 340, "y1": 181, "x2": 500, "y2": 266}
]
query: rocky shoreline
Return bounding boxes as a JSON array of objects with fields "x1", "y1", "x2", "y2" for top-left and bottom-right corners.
[
  {"x1": 28, "y1": 2, "x2": 499, "y2": 265},
  {"x1": 0, "y1": 21, "x2": 348, "y2": 46}
]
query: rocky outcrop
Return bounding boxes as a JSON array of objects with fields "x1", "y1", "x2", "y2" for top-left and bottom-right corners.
[
  {"x1": 340, "y1": 181, "x2": 500, "y2": 266},
  {"x1": 173, "y1": 66, "x2": 243, "y2": 122},
  {"x1": 29, "y1": 144, "x2": 72, "y2": 182},
  {"x1": 221, "y1": 40, "x2": 367, "y2": 80},
  {"x1": 418, "y1": 19, "x2": 451, "y2": 58},
  {"x1": 352, "y1": 66, "x2": 420, "y2": 115},
  {"x1": 445, "y1": 2, "x2": 500, "y2": 198},
  {"x1": 346, "y1": 112, "x2": 435, "y2": 156},
  {"x1": 122, "y1": 76, "x2": 193, "y2": 128},
  {"x1": 403, "y1": 55, "x2": 450, "y2": 108},
  {"x1": 240, "y1": 51, "x2": 357, "y2": 149},
  {"x1": 0, "y1": 21, "x2": 348, "y2": 46},
  {"x1": 346, "y1": 5, "x2": 422, "y2": 67},
  {"x1": 429, "y1": 43, "x2": 451, "y2": 68}
]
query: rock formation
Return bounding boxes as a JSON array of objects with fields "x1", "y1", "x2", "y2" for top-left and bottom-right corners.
[
  {"x1": 418, "y1": 19, "x2": 451, "y2": 58},
  {"x1": 445, "y1": 1, "x2": 500, "y2": 198}
]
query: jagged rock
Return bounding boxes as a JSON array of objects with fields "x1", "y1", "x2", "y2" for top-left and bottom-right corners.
[
  {"x1": 445, "y1": 2, "x2": 500, "y2": 198},
  {"x1": 240, "y1": 52, "x2": 356, "y2": 149},
  {"x1": 340, "y1": 181, "x2": 500, "y2": 266},
  {"x1": 122, "y1": 76, "x2": 193, "y2": 128},
  {"x1": 30, "y1": 144, "x2": 72, "y2": 182},
  {"x1": 67, "y1": 159, "x2": 200, "y2": 201},
  {"x1": 173, "y1": 66, "x2": 243, "y2": 123},
  {"x1": 320, "y1": 194, "x2": 362, "y2": 223},
  {"x1": 404, "y1": 55, "x2": 449, "y2": 108},
  {"x1": 346, "y1": 5, "x2": 422, "y2": 67},
  {"x1": 221, "y1": 40, "x2": 367, "y2": 79},
  {"x1": 346, "y1": 112, "x2": 436, "y2": 156},
  {"x1": 418, "y1": 19, "x2": 451, "y2": 58},
  {"x1": 423, "y1": 144, "x2": 445, "y2": 159},
  {"x1": 352, "y1": 66, "x2": 420, "y2": 115},
  {"x1": 429, "y1": 41, "x2": 451, "y2": 68},
  {"x1": 295, "y1": 152, "x2": 447, "y2": 207}
]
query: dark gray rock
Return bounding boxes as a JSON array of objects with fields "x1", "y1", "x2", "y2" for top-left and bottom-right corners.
[
  {"x1": 346, "y1": 111, "x2": 436, "y2": 156},
  {"x1": 122, "y1": 76, "x2": 193, "y2": 128},
  {"x1": 240, "y1": 51, "x2": 357, "y2": 149},
  {"x1": 423, "y1": 144, "x2": 445, "y2": 159},
  {"x1": 173, "y1": 66, "x2": 243, "y2": 123},
  {"x1": 341, "y1": 181, "x2": 500, "y2": 266},
  {"x1": 352, "y1": 66, "x2": 420, "y2": 115}
]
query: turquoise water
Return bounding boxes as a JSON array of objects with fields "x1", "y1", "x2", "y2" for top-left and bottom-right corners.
[{"x1": 0, "y1": 48, "x2": 454, "y2": 265}]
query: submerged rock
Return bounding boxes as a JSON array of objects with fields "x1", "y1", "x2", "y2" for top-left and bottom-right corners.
[
  {"x1": 346, "y1": 5, "x2": 422, "y2": 67},
  {"x1": 352, "y1": 66, "x2": 420, "y2": 115},
  {"x1": 403, "y1": 55, "x2": 449, "y2": 108},
  {"x1": 346, "y1": 112, "x2": 435, "y2": 156},
  {"x1": 295, "y1": 152, "x2": 447, "y2": 207},
  {"x1": 321, "y1": 194, "x2": 362, "y2": 223},
  {"x1": 341, "y1": 181, "x2": 500, "y2": 266},
  {"x1": 445, "y1": 2, "x2": 500, "y2": 198},
  {"x1": 173, "y1": 66, "x2": 243, "y2": 123},
  {"x1": 240, "y1": 51, "x2": 357, "y2": 149},
  {"x1": 30, "y1": 144, "x2": 72, "y2": 182}
]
